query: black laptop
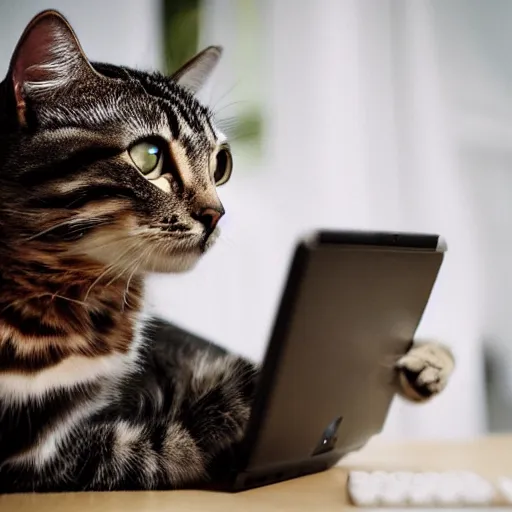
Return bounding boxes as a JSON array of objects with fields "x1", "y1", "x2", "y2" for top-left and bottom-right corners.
[{"x1": 218, "y1": 229, "x2": 446, "y2": 491}]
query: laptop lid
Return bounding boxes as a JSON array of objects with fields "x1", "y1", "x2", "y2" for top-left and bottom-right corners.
[{"x1": 230, "y1": 230, "x2": 446, "y2": 490}]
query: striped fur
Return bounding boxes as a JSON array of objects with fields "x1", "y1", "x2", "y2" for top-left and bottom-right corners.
[
  {"x1": 0, "y1": 10, "x2": 256, "y2": 492},
  {"x1": 0, "y1": 10, "x2": 454, "y2": 494},
  {"x1": 0, "y1": 319, "x2": 257, "y2": 492}
]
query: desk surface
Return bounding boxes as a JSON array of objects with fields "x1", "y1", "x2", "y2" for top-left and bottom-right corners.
[{"x1": 2, "y1": 434, "x2": 511, "y2": 511}]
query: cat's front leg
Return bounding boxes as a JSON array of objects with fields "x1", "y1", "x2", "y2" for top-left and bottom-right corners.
[
  {"x1": 0, "y1": 352, "x2": 258, "y2": 493},
  {"x1": 178, "y1": 353, "x2": 258, "y2": 458},
  {"x1": 395, "y1": 340, "x2": 455, "y2": 402},
  {"x1": 177, "y1": 352, "x2": 259, "y2": 482}
]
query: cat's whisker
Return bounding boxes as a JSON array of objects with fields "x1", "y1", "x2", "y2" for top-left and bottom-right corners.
[
  {"x1": 0, "y1": 208, "x2": 41, "y2": 217},
  {"x1": 83, "y1": 243, "x2": 136, "y2": 300},
  {"x1": 23, "y1": 217, "x2": 113, "y2": 241},
  {"x1": 83, "y1": 266, "x2": 114, "y2": 302},
  {"x1": 215, "y1": 114, "x2": 238, "y2": 124},
  {"x1": 220, "y1": 132, "x2": 253, "y2": 145},
  {"x1": 215, "y1": 118, "x2": 239, "y2": 138},
  {"x1": 123, "y1": 263, "x2": 140, "y2": 311},
  {"x1": 104, "y1": 263, "x2": 130, "y2": 290},
  {"x1": 24, "y1": 219, "x2": 79, "y2": 241},
  {"x1": 49, "y1": 292, "x2": 89, "y2": 308},
  {"x1": 104, "y1": 235, "x2": 153, "y2": 291},
  {"x1": 139, "y1": 241, "x2": 159, "y2": 272},
  {"x1": 209, "y1": 81, "x2": 241, "y2": 113},
  {"x1": 68, "y1": 233, "x2": 137, "y2": 253},
  {"x1": 0, "y1": 291, "x2": 89, "y2": 315},
  {"x1": 0, "y1": 298, "x2": 28, "y2": 315},
  {"x1": 122, "y1": 239, "x2": 161, "y2": 310},
  {"x1": 212, "y1": 100, "x2": 250, "y2": 117}
]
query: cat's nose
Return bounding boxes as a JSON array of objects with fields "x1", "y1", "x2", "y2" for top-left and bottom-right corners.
[{"x1": 193, "y1": 206, "x2": 224, "y2": 232}]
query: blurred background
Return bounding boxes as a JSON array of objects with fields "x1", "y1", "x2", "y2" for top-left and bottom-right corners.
[{"x1": 1, "y1": 0, "x2": 512, "y2": 440}]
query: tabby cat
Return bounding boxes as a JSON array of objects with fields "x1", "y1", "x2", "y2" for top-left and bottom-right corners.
[{"x1": 0, "y1": 10, "x2": 455, "y2": 493}]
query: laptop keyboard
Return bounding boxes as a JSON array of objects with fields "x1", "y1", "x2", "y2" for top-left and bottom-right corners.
[{"x1": 347, "y1": 470, "x2": 512, "y2": 507}]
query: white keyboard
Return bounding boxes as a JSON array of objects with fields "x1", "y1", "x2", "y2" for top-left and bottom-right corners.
[{"x1": 348, "y1": 470, "x2": 512, "y2": 507}]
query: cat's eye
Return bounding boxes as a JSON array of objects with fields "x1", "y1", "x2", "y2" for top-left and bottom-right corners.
[
  {"x1": 213, "y1": 146, "x2": 233, "y2": 186},
  {"x1": 129, "y1": 141, "x2": 164, "y2": 179}
]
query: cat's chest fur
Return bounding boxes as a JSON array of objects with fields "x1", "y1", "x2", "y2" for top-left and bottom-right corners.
[
  {"x1": 0, "y1": 273, "x2": 148, "y2": 467},
  {"x1": 0, "y1": 261, "x2": 144, "y2": 372},
  {"x1": 0, "y1": 316, "x2": 151, "y2": 472}
]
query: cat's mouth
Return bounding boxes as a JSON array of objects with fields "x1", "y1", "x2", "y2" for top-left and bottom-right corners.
[
  {"x1": 169, "y1": 233, "x2": 218, "y2": 258},
  {"x1": 200, "y1": 227, "x2": 220, "y2": 252},
  {"x1": 68, "y1": 220, "x2": 220, "y2": 275},
  {"x1": 142, "y1": 226, "x2": 219, "y2": 272},
  {"x1": 155, "y1": 223, "x2": 220, "y2": 253}
]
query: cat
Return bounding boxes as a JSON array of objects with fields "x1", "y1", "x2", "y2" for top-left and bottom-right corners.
[{"x1": 0, "y1": 10, "x2": 455, "y2": 493}]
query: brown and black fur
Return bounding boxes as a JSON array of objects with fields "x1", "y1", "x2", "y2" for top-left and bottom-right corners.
[{"x1": 0, "y1": 10, "x2": 454, "y2": 494}]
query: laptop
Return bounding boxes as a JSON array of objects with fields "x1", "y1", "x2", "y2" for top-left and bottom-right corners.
[{"x1": 216, "y1": 229, "x2": 446, "y2": 492}]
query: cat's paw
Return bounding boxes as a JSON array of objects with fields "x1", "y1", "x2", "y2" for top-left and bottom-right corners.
[{"x1": 395, "y1": 341, "x2": 454, "y2": 402}]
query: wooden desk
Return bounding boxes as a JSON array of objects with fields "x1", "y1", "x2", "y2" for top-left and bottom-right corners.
[{"x1": 2, "y1": 435, "x2": 511, "y2": 511}]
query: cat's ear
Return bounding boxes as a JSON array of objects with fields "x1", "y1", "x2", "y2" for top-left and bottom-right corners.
[
  {"x1": 171, "y1": 46, "x2": 223, "y2": 94},
  {"x1": 8, "y1": 10, "x2": 96, "y2": 123}
]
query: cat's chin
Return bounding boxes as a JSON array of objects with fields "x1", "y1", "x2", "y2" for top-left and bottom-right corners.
[
  {"x1": 152, "y1": 233, "x2": 219, "y2": 273},
  {"x1": 144, "y1": 249, "x2": 203, "y2": 273}
]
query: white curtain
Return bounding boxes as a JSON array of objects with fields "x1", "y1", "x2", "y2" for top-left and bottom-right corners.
[
  {"x1": 375, "y1": 0, "x2": 486, "y2": 439},
  {"x1": 169, "y1": 0, "x2": 487, "y2": 440}
]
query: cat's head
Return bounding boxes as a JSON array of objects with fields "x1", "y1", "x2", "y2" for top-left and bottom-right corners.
[{"x1": 0, "y1": 10, "x2": 231, "y2": 274}]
